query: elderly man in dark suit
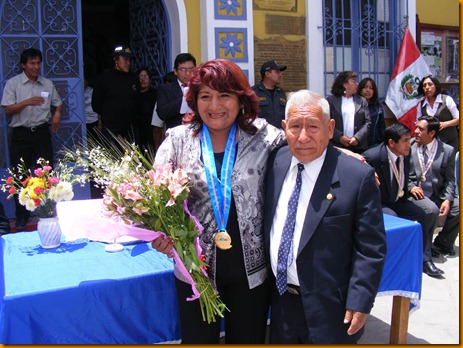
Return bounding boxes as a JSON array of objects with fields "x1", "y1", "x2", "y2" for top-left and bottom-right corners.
[
  {"x1": 409, "y1": 116, "x2": 459, "y2": 256},
  {"x1": 156, "y1": 53, "x2": 196, "y2": 129},
  {"x1": 363, "y1": 123, "x2": 443, "y2": 278},
  {"x1": 264, "y1": 89, "x2": 386, "y2": 344}
]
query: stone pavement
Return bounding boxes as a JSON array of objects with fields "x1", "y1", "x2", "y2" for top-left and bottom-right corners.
[{"x1": 359, "y1": 234, "x2": 460, "y2": 344}]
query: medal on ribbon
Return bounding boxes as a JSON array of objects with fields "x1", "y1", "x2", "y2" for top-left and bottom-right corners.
[
  {"x1": 388, "y1": 153, "x2": 404, "y2": 198},
  {"x1": 201, "y1": 123, "x2": 237, "y2": 250},
  {"x1": 418, "y1": 142, "x2": 437, "y2": 184}
]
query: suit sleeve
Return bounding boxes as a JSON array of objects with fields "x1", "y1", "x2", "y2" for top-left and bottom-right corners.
[
  {"x1": 352, "y1": 96, "x2": 371, "y2": 144},
  {"x1": 346, "y1": 166, "x2": 387, "y2": 314},
  {"x1": 156, "y1": 84, "x2": 183, "y2": 121},
  {"x1": 327, "y1": 96, "x2": 343, "y2": 142},
  {"x1": 441, "y1": 146, "x2": 456, "y2": 201}
]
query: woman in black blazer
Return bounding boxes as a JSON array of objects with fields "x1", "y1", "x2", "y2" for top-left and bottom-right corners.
[{"x1": 326, "y1": 71, "x2": 371, "y2": 153}]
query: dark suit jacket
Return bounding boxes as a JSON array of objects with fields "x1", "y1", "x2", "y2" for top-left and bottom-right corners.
[
  {"x1": 326, "y1": 94, "x2": 371, "y2": 152},
  {"x1": 408, "y1": 139, "x2": 456, "y2": 202},
  {"x1": 362, "y1": 144, "x2": 412, "y2": 204},
  {"x1": 264, "y1": 144, "x2": 386, "y2": 343},
  {"x1": 156, "y1": 81, "x2": 184, "y2": 129}
]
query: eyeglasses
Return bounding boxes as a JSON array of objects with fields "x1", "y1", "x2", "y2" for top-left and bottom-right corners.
[
  {"x1": 348, "y1": 79, "x2": 358, "y2": 84},
  {"x1": 177, "y1": 67, "x2": 195, "y2": 73},
  {"x1": 139, "y1": 75, "x2": 149, "y2": 80}
]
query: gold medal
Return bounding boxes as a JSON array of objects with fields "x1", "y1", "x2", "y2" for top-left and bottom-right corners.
[
  {"x1": 399, "y1": 190, "x2": 404, "y2": 198},
  {"x1": 214, "y1": 230, "x2": 232, "y2": 250},
  {"x1": 421, "y1": 176, "x2": 426, "y2": 182}
]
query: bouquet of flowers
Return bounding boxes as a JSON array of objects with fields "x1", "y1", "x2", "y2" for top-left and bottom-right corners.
[
  {"x1": 1, "y1": 158, "x2": 86, "y2": 218},
  {"x1": 63, "y1": 135, "x2": 228, "y2": 323}
]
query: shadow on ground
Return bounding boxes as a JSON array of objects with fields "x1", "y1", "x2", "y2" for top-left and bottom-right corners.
[{"x1": 359, "y1": 315, "x2": 430, "y2": 344}]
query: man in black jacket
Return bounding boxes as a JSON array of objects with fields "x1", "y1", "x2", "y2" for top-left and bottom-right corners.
[{"x1": 92, "y1": 45, "x2": 140, "y2": 142}]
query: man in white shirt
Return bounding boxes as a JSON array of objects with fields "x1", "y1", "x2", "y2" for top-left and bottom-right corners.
[{"x1": 1, "y1": 48, "x2": 62, "y2": 230}]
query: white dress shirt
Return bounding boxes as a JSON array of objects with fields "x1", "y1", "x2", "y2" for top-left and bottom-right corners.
[
  {"x1": 341, "y1": 96, "x2": 355, "y2": 138},
  {"x1": 416, "y1": 94, "x2": 459, "y2": 119},
  {"x1": 270, "y1": 150, "x2": 327, "y2": 286}
]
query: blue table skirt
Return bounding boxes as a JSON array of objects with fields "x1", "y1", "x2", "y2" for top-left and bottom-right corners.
[
  {"x1": 0, "y1": 214, "x2": 422, "y2": 343},
  {"x1": 0, "y1": 233, "x2": 180, "y2": 344},
  {"x1": 378, "y1": 214, "x2": 423, "y2": 312}
]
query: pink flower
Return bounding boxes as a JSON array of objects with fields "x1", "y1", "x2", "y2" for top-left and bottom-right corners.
[
  {"x1": 133, "y1": 205, "x2": 149, "y2": 215},
  {"x1": 168, "y1": 181, "x2": 185, "y2": 199},
  {"x1": 172, "y1": 168, "x2": 189, "y2": 185},
  {"x1": 165, "y1": 196, "x2": 175, "y2": 207},
  {"x1": 124, "y1": 190, "x2": 143, "y2": 201},
  {"x1": 43, "y1": 165, "x2": 52, "y2": 172},
  {"x1": 6, "y1": 177, "x2": 13, "y2": 184},
  {"x1": 116, "y1": 205, "x2": 126, "y2": 214},
  {"x1": 49, "y1": 177, "x2": 60, "y2": 185},
  {"x1": 8, "y1": 186, "x2": 15, "y2": 195},
  {"x1": 34, "y1": 168, "x2": 43, "y2": 176},
  {"x1": 34, "y1": 187, "x2": 44, "y2": 194}
]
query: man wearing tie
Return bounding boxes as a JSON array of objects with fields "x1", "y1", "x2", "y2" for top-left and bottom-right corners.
[
  {"x1": 408, "y1": 116, "x2": 459, "y2": 257},
  {"x1": 156, "y1": 53, "x2": 196, "y2": 129},
  {"x1": 264, "y1": 90, "x2": 386, "y2": 343},
  {"x1": 363, "y1": 123, "x2": 443, "y2": 278}
]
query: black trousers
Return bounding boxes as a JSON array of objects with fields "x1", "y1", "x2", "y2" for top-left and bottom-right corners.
[
  {"x1": 10, "y1": 126, "x2": 53, "y2": 219},
  {"x1": 174, "y1": 260, "x2": 270, "y2": 344}
]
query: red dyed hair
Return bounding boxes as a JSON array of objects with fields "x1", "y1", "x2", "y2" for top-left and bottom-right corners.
[{"x1": 186, "y1": 59, "x2": 258, "y2": 135}]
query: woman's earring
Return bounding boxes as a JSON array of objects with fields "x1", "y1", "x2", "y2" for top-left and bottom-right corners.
[{"x1": 241, "y1": 106, "x2": 245, "y2": 115}]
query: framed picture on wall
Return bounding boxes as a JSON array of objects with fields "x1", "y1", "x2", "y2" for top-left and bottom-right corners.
[{"x1": 417, "y1": 22, "x2": 459, "y2": 83}]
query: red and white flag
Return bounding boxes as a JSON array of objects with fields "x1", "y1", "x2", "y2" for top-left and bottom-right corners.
[{"x1": 385, "y1": 27, "x2": 431, "y2": 132}]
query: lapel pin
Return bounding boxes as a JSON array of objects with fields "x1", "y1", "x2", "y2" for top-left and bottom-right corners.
[{"x1": 326, "y1": 193, "x2": 333, "y2": 200}]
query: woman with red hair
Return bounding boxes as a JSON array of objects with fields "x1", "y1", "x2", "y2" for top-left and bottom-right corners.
[{"x1": 152, "y1": 59, "x2": 285, "y2": 343}]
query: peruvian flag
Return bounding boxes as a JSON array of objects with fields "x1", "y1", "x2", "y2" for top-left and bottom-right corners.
[{"x1": 385, "y1": 27, "x2": 431, "y2": 132}]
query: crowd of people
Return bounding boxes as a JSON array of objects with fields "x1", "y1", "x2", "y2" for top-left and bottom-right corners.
[{"x1": 0, "y1": 46, "x2": 459, "y2": 344}]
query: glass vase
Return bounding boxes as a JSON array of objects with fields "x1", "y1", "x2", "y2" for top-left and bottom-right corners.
[{"x1": 37, "y1": 217, "x2": 62, "y2": 249}]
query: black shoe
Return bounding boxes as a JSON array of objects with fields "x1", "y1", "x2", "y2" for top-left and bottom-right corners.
[
  {"x1": 14, "y1": 216, "x2": 28, "y2": 231},
  {"x1": 423, "y1": 260, "x2": 444, "y2": 278},
  {"x1": 431, "y1": 248, "x2": 440, "y2": 258},
  {"x1": 433, "y1": 242, "x2": 456, "y2": 256}
]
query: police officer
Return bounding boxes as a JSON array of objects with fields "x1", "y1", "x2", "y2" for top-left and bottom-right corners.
[{"x1": 252, "y1": 60, "x2": 287, "y2": 129}]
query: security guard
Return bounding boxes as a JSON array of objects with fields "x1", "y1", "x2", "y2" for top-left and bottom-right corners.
[{"x1": 252, "y1": 60, "x2": 287, "y2": 129}]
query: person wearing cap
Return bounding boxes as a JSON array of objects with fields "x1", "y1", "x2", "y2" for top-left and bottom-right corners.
[
  {"x1": 252, "y1": 60, "x2": 287, "y2": 129},
  {"x1": 156, "y1": 53, "x2": 197, "y2": 130},
  {"x1": 1, "y1": 47, "x2": 63, "y2": 231},
  {"x1": 92, "y1": 44, "x2": 140, "y2": 143}
]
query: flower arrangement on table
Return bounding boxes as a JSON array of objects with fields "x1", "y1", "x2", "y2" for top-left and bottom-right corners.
[
  {"x1": 0, "y1": 158, "x2": 86, "y2": 218},
  {"x1": 62, "y1": 135, "x2": 228, "y2": 323}
]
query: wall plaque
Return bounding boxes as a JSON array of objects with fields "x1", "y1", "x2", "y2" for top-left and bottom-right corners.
[
  {"x1": 266, "y1": 15, "x2": 305, "y2": 35},
  {"x1": 253, "y1": 0, "x2": 296, "y2": 12},
  {"x1": 254, "y1": 36, "x2": 306, "y2": 92}
]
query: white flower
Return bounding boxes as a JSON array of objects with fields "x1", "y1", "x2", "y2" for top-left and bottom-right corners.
[
  {"x1": 54, "y1": 182, "x2": 74, "y2": 201},
  {"x1": 25, "y1": 199, "x2": 37, "y2": 211}
]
